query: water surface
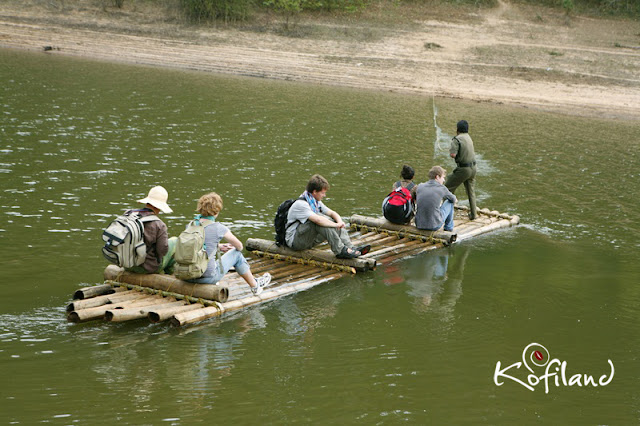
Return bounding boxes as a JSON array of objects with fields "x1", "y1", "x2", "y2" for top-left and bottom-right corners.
[{"x1": 1, "y1": 49, "x2": 639, "y2": 424}]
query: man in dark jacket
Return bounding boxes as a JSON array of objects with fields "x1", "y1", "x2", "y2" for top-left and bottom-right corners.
[
  {"x1": 415, "y1": 166, "x2": 457, "y2": 232},
  {"x1": 446, "y1": 120, "x2": 477, "y2": 220}
]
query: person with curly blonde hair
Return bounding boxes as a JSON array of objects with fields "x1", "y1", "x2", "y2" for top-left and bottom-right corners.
[{"x1": 188, "y1": 192, "x2": 271, "y2": 295}]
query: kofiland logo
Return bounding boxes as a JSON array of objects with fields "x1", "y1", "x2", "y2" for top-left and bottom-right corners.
[{"x1": 494, "y1": 343, "x2": 614, "y2": 393}]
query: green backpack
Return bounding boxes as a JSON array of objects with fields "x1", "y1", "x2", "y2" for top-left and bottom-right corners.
[{"x1": 173, "y1": 220, "x2": 213, "y2": 280}]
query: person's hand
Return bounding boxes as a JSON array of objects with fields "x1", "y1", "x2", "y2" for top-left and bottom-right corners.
[
  {"x1": 219, "y1": 243, "x2": 234, "y2": 253},
  {"x1": 335, "y1": 220, "x2": 346, "y2": 229}
]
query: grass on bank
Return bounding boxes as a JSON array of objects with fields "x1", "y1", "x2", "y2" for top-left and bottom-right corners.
[{"x1": 24, "y1": 0, "x2": 640, "y2": 24}]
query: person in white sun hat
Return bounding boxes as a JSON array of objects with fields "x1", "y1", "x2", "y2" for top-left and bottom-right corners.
[{"x1": 126, "y1": 186, "x2": 177, "y2": 274}]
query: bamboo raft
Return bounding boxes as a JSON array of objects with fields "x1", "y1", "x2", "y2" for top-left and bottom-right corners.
[{"x1": 68, "y1": 207, "x2": 518, "y2": 327}]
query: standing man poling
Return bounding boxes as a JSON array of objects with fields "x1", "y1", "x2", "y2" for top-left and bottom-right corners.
[{"x1": 446, "y1": 120, "x2": 477, "y2": 220}]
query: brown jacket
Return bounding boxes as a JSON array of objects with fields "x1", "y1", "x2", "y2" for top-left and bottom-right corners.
[{"x1": 128, "y1": 209, "x2": 168, "y2": 273}]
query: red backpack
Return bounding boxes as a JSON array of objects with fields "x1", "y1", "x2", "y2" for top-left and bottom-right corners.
[{"x1": 386, "y1": 182, "x2": 415, "y2": 206}]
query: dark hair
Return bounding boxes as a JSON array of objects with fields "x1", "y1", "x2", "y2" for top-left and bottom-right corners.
[
  {"x1": 457, "y1": 120, "x2": 469, "y2": 133},
  {"x1": 306, "y1": 174, "x2": 330, "y2": 193},
  {"x1": 401, "y1": 165, "x2": 415, "y2": 180}
]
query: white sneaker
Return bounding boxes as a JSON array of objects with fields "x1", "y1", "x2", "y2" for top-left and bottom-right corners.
[{"x1": 251, "y1": 273, "x2": 272, "y2": 295}]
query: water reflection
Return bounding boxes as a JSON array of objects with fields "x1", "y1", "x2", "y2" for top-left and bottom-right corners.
[{"x1": 383, "y1": 245, "x2": 471, "y2": 323}]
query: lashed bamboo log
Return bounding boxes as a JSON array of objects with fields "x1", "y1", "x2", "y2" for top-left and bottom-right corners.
[
  {"x1": 148, "y1": 303, "x2": 205, "y2": 323},
  {"x1": 73, "y1": 284, "x2": 119, "y2": 300},
  {"x1": 170, "y1": 306, "x2": 222, "y2": 327},
  {"x1": 245, "y1": 238, "x2": 376, "y2": 272},
  {"x1": 170, "y1": 271, "x2": 345, "y2": 326},
  {"x1": 104, "y1": 265, "x2": 229, "y2": 302},
  {"x1": 456, "y1": 218, "x2": 512, "y2": 242},
  {"x1": 67, "y1": 294, "x2": 159, "y2": 323},
  {"x1": 249, "y1": 250, "x2": 357, "y2": 274},
  {"x1": 349, "y1": 215, "x2": 457, "y2": 245},
  {"x1": 105, "y1": 299, "x2": 186, "y2": 322},
  {"x1": 108, "y1": 282, "x2": 225, "y2": 308},
  {"x1": 66, "y1": 290, "x2": 138, "y2": 312}
]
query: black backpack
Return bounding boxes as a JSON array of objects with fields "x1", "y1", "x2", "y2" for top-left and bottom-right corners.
[{"x1": 274, "y1": 197, "x2": 304, "y2": 246}]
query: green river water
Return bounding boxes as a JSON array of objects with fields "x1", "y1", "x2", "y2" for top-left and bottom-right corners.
[{"x1": 1, "y1": 48, "x2": 639, "y2": 424}]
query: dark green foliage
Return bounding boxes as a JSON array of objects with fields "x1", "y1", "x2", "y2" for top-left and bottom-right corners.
[
  {"x1": 403, "y1": 0, "x2": 498, "y2": 5},
  {"x1": 181, "y1": 0, "x2": 254, "y2": 22},
  {"x1": 302, "y1": 0, "x2": 369, "y2": 12}
]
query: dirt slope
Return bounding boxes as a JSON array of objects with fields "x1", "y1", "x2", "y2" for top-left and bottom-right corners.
[{"x1": 1, "y1": 0, "x2": 639, "y2": 119}]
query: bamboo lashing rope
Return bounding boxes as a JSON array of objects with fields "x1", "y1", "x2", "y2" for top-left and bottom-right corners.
[
  {"x1": 249, "y1": 250, "x2": 356, "y2": 274},
  {"x1": 349, "y1": 223, "x2": 446, "y2": 245},
  {"x1": 105, "y1": 280, "x2": 223, "y2": 309}
]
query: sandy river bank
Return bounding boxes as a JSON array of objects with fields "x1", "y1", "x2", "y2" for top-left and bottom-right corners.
[{"x1": 1, "y1": 1, "x2": 639, "y2": 120}]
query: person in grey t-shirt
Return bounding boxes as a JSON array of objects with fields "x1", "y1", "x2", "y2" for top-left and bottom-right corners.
[
  {"x1": 415, "y1": 166, "x2": 457, "y2": 232},
  {"x1": 285, "y1": 174, "x2": 369, "y2": 259},
  {"x1": 186, "y1": 192, "x2": 272, "y2": 295}
]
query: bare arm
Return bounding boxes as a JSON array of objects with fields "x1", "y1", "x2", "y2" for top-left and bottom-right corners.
[
  {"x1": 308, "y1": 212, "x2": 345, "y2": 228},
  {"x1": 222, "y1": 230, "x2": 243, "y2": 251}
]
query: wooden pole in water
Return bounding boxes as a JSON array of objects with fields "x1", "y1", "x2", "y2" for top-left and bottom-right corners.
[
  {"x1": 73, "y1": 284, "x2": 119, "y2": 300},
  {"x1": 349, "y1": 215, "x2": 457, "y2": 245},
  {"x1": 66, "y1": 290, "x2": 139, "y2": 312},
  {"x1": 104, "y1": 299, "x2": 187, "y2": 322},
  {"x1": 170, "y1": 306, "x2": 222, "y2": 327},
  {"x1": 67, "y1": 294, "x2": 161, "y2": 323},
  {"x1": 148, "y1": 303, "x2": 205, "y2": 323},
  {"x1": 170, "y1": 270, "x2": 346, "y2": 327},
  {"x1": 245, "y1": 238, "x2": 375, "y2": 272},
  {"x1": 103, "y1": 265, "x2": 229, "y2": 302}
]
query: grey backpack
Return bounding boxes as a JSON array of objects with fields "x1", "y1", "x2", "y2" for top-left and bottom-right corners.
[{"x1": 101, "y1": 211, "x2": 159, "y2": 268}]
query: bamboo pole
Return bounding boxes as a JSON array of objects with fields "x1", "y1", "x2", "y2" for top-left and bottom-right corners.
[
  {"x1": 104, "y1": 265, "x2": 229, "y2": 302},
  {"x1": 245, "y1": 238, "x2": 376, "y2": 272},
  {"x1": 457, "y1": 218, "x2": 512, "y2": 242},
  {"x1": 170, "y1": 271, "x2": 347, "y2": 327},
  {"x1": 379, "y1": 241, "x2": 443, "y2": 264},
  {"x1": 66, "y1": 290, "x2": 138, "y2": 312},
  {"x1": 249, "y1": 250, "x2": 357, "y2": 274},
  {"x1": 105, "y1": 299, "x2": 186, "y2": 322},
  {"x1": 73, "y1": 284, "x2": 120, "y2": 300},
  {"x1": 148, "y1": 303, "x2": 205, "y2": 323},
  {"x1": 170, "y1": 306, "x2": 222, "y2": 327},
  {"x1": 349, "y1": 215, "x2": 456, "y2": 245},
  {"x1": 109, "y1": 281, "x2": 225, "y2": 308},
  {"x1": 67, "y1": 294, "x2": 160, "y2": 323}
]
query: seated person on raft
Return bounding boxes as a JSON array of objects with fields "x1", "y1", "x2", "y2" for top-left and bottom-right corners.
[
  {"x1": 382, "y1": 164, "x2": 417, "y2": 225},
  {"x1": 187, "y1": 192, "x2": 271, "y2": 295},
  {"x1": 126, "y1": 185, "x2": 177, "y2": 275},
  {"x1": 285, "y1": 174, "x2": 370, "y2": 259},
  {"x1": 415, "y1": 166, "x2": 457, "y2": 233}
]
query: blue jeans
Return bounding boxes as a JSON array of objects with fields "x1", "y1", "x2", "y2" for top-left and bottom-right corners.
[
  {"x1": 441, "y1": 199, "x2": 454, "y2": 232},
  {"x1": 188, "y1": 249, "x2": 250, "y2": 284}
]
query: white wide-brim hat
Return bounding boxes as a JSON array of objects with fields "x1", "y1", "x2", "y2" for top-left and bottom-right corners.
[{"x1": 137, "y1": 185, "x2": 173, "y2": 213}]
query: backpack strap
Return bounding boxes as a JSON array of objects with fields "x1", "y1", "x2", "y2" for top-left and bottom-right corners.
[
  {"x1": 286, "y1": 196, "x2": 307, "y2": 231},
  {"x1": 140, "y1": 215, "x2": 160, "y2": 223},
  {"x1": 406, "y1": 182, "x2": 416, "y2": 191}
]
